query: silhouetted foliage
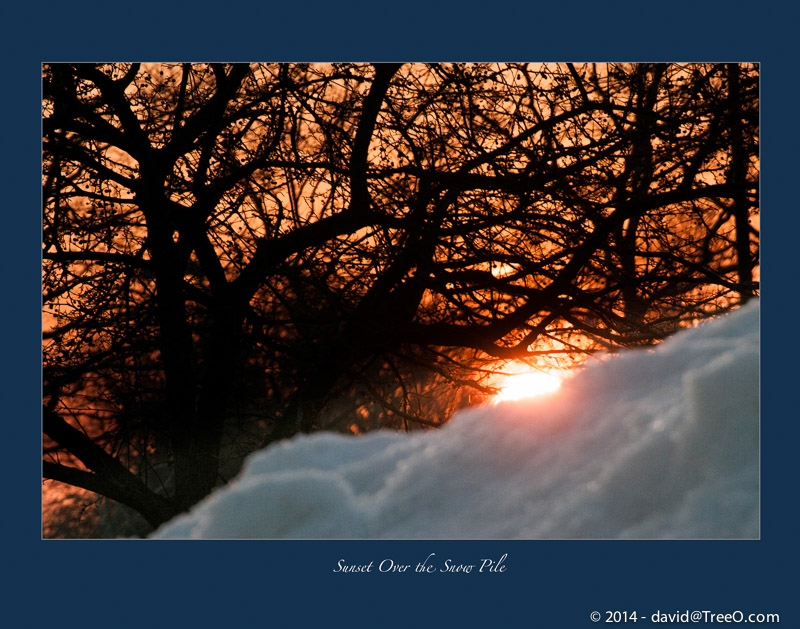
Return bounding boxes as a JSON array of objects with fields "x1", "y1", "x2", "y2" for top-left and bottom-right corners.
[{"x1": 42, "y1": 62, "x2": 759, "y2": 532}]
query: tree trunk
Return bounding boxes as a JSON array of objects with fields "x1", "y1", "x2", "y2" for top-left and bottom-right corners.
[
  {"x1": 726, "y1": 63, "x2": 755, "y2": 303},
  {"x1": 173, "y1": 301, "x2": 243, "y2": 510}
]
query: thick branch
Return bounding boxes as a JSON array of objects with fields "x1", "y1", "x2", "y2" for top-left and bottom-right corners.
[
  {"x1": 42, "y1": 409, "x2": 175, "y2": 527},
  {"x1": 42, "y1": 461, "x2": 175, "y2": 529}
]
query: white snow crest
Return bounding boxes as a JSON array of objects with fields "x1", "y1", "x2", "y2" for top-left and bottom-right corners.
[{"x1": 151, "y1": 301, "x2": 759, "y2": 539}]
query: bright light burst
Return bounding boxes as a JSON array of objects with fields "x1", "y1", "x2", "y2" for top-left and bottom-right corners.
[{"x1": 495, "y1": 371, "x2": 563, "y2": 402}]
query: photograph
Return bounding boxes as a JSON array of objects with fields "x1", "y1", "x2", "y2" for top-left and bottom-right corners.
[{"x1": 42, "y1": 62, "x2": 759, "y2": 540}]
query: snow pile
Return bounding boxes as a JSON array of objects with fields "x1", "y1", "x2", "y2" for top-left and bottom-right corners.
[{"x1": 152, "y1": 302, "x2": 759, "y2": 539}]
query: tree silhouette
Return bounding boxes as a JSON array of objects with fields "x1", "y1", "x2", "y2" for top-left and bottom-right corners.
[{"x1": 42, "y1": 62, "x2": 759, "y2": 531}]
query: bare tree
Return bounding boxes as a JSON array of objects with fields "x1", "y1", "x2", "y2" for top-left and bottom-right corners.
[{"x1": 42, "y1": 62, "x2": 759, "y2": 531}]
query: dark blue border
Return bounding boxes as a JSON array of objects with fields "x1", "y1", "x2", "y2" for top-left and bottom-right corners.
[{"x1": 8, "y1": 1, "x2": 797, "y2": 626}]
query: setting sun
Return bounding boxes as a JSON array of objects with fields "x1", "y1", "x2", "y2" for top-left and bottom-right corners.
[{"x1": 496, "y1": 371, "x2": 563, "y2": 402}]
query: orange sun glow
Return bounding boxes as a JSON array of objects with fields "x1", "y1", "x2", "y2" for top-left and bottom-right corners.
[{"x1": 495, "y1": 371, "x2": 563, "y2": 402}]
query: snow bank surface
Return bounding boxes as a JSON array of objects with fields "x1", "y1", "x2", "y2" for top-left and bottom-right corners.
[{"x1": 152, "y1": 302, "x2": 759, "y2": 539}]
